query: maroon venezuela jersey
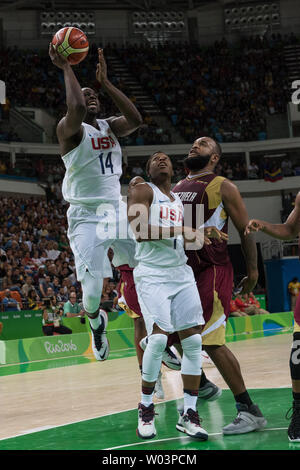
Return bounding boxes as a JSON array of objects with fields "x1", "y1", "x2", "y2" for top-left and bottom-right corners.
[{"x1": 173, "y1": 172, "x2": 230, "y2": 275}]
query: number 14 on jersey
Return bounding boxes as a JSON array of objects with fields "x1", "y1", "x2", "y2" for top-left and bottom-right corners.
[{"x1": 99, "y1": 152, "x2": 114, "y2": 174}]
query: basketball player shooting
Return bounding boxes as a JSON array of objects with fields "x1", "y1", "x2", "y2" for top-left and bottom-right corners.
[{"x1": 49, "y1": 44, "x2": 142, "y2": 362}]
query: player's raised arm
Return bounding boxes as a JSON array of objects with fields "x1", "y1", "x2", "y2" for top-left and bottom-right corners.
[
  {"x1": 49, "y1": 43, "x2": 86, "y2": 142},
  {"x1": 221, "y1": 179, "x2": 258, "y2": 293},
  {"x1": 96, "y1": 48, "x2": 143, "y2": 137},
  {"x1": 245, "y1": 191, "x2": 300, "y2": 240}
]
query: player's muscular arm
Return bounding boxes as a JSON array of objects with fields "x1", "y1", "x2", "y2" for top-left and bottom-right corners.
[
  {"x1": 221, "y1": 179, "x2": 258, "y2": 291},
  {"x1": 127, "y1": 184, "x2": 183, "y2": 242},
  {"x1": 49, "y1": 44, "x2": 86, "y2": 143},
  {"x1": 96, "y1": 48, "x2": 142, "y2": 137},
  {"x1": 245, "y1": 192, "x2": 300, "y2": 240}
]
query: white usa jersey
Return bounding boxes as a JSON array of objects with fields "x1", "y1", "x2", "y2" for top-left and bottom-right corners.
[
  {"x1": 62, "y1": 119, "x2": 122, "y2": 205},
  {"x1": 135, "y1": 182, "x2": 187, "y2": 268}
]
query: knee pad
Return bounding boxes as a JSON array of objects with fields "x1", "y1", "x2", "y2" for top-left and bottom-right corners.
[
  {"x1": 181, "y1": 334, "x2": 202, "y2": 376},
  {"x1": 81, "y1": 270, "x2": 103, "y2": 314},
  {"x1": 290, "y1": 332, "x2": 300, "y2": 380},
  {"x1": 147, "y1": 333, "x2": 168, "y2": 357},
  {"x1": 141, "y1": 334, "x2": 168, "y2": 382}
]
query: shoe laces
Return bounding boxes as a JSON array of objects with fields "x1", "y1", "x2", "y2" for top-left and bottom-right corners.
[
  {"x1": 185, "y1": 409, "x2": 202, "y2": 426},
  {"x1": 286, "y1": 403, "x2": 300, "y2": 425},
  {"x1": 92, "y1": 324, "x2": 105, "y2": 350},
  {"x1": 139, "y1": 404, "x2": 156, "y2": 423}
]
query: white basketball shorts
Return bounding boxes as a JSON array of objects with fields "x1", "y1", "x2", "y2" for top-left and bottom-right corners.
[
  {"x1": 133, "y1": 263, "x2": 204, "y2": 335},
  {"x1": 67, "y1": 202, "x2": 131, "y2": 282}
]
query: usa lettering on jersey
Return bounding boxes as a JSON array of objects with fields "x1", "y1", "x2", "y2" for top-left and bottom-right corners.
[
  {"x1": 160, "y1": 206, "x2": 183, "y2": 224},
  {"x1": 91, "y1": 136, "x2": 116, "y2": 150}
]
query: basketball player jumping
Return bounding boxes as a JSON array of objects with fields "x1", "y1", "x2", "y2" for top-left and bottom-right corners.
[
  {"x1": 173, "y1": 137, "x2": 267, "y2": 435},
  {"x1": 127, "y1": 151, "x2": 227, "y2": 440},
  {"x1": 49, "y1": 44, "x2": 142, "y2": 361},
  {"x1": 245, "y1": 194, "x2": 300, "y2": 442}
]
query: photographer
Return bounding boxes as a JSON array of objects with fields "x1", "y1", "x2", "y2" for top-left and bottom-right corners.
[{"x1": 42, "y1": 295, "x2": 72, "y2": 336}]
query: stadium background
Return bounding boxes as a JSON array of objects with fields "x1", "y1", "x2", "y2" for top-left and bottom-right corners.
[{"x1": 0, "y1": 0, "x2": 300, "y2": 452}]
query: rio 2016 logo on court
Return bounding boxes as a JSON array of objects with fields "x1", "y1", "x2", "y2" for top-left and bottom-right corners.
[{"x1": 44, "y1": 339, "x2": 78, "y2": 354}]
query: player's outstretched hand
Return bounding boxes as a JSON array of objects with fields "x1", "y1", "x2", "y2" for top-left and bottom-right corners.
[
  {"x1": 49, "y1": 43, "x2": 69, "y2": 69},
  {"x1": 204, "y1": 226, "x2": 229, "y2": 242},
  {"x1": 96, "y1": 48, "x2": 108, "y2": 85},
  {"x1": 244, "y1": 219, "x2": 264, "y2": 235}
]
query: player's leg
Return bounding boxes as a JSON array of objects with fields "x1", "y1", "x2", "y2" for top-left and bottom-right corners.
[
  {"x1": 134, "y1": 272, "x2": 173, "y2": 439},
  {"x1": 118, "y1": 266, "x2": 180, "y2": 401},
  {"x1": 287, "y1": 298, "x2": 300, "y2": 442},
  {"x1": 171, "y1": 272, "x2": 208, "y2": 440},
  {"x1": 200, "y1": 265, "x2": 266, "y2": 434},
  {"x1": 67, "y1": 213, "x2": 111, "y2": 361},
  {"x1": 55, "y1": 325, "x2": 72, "y2": 334},
  {"x1": 81, "y1": 270, "x2": 110, "y2": 361}
]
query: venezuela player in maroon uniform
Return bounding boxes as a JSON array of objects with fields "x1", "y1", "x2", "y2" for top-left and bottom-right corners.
[{"x1": 173, "y1": 136, "x2": 267, "y2": 435}]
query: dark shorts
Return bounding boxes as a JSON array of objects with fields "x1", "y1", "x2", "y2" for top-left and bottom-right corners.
[
  {"x1": 195, "y1": 263, "x2": 234, "y2": 346},
  {"x1": 294, "y1": 293, "x2": 300, "y2": 333},
  {"x1": 117, "y1": 265, "x2": 143, "y2": 318}
]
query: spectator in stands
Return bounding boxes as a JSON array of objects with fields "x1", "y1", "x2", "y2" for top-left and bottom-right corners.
[
  {"x1": 21, "y1": 275, "x2": 36, "y2": 298},
  {"x1": 131, "y1": 162, "x2": 144, "y2": 177},
  {"x1": 288, "y1": 277, "x2": 300, "y2": 312},
  {"x1": 1, "y1": 288, "x2": 20, "y2": 311},
  {"x1": 229, "y1": 298, "x2": 248, "y2": 317},
  {"x1": 63, "y1": 292, "x2": 85, "y2": 324},
  {"x1": 248, "y1": 161, "x2": 259, "y2": 179},
  {"x1": 39, "y1": 274, "x2": 52, "y2": 299},
  {"x1": 27, "y1": 289, "x2": 40, "y2": 310},
  {"x1": 234, "y1": 293, "x2": 269, "y2": 315},
  {"x1": 42, "y1": 296, "x2": 72, "y2": 336},
  {"x1": 281, "y1": 157, "x2": 294, "y2": 177}
]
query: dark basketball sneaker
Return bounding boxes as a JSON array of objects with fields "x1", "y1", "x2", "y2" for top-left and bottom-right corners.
[
  {"x1": 287, "y1": 401, "x2": 300, "y2": 442},
  {"x1": 198, "y1": 381, "x2": 222, "y2": 401},
  {"x1": 176, "y1": 408, "x2": 208, "y2": 440},
  {"x1": 223, "y1": 403, "x2": 267, "y2": 434},
  {"x1": 137, "y1": 403, "x2": 156, "y2": 439},
  {"x1": 90, "y1": 309, "x2": 109, "y2": 361}
]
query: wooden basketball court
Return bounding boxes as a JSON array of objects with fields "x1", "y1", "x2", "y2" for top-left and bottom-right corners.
[{"x1": 0, "y1": 331, "x2": 294, "y2": 451}]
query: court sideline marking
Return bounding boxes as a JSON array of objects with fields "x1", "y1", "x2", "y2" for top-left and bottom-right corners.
[{"x1": 104, "y1": 427, "x2": 290, "y2": 450}]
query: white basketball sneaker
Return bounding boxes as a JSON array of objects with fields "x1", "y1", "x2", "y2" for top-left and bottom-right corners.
[
  {"x1": 137, "y1": 403, "x2": 156, "y2": 439},
  {"x1": 154, "y1": 371, "x2": 165, "y2": 399},
  {"x1": 90, "y1": 309, "x2": 109, "y2": 361},
  {"x1": 176, "y1": 407, "x2": 208, "y2": 440}
]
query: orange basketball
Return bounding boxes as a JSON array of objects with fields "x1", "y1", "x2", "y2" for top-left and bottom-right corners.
[{"x1": 52, "y1": 26, "x2": 89, "y2": 65}]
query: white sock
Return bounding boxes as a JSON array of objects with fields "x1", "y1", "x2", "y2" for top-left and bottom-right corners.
[
  {"x1": 88, "y1": 312, "x2": 101, "y2": 330},
  {"x1": 184, "y1": 392, "x2": 198, "y2": 414},
  {"x1": 141, "y1": 391, "x2": 154, "y2": 407}
]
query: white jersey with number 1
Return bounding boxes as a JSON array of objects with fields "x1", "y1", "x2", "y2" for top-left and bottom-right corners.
[
  {"x1": 62, "y1": 119, "x2": 122, "y2": 206},
  {"x1": 135, "y1": 182, "x2": 187, "y2": 268}
]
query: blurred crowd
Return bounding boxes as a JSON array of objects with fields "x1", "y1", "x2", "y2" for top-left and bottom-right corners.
[
  {"x1": 111, "y1": 33, "x2": 294, "y2": 144},
  {"x1": 0, "y1": 196, "x2": 120, "y2": 312},
  {"x1": 0, "y1": 32, "x2": 297, "y2": 145},
  {"x1": 1, "y1": 151, "x2": 300, "y2": 186}
]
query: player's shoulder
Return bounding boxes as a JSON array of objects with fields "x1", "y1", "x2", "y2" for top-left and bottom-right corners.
[
  {"x1": 220, "y1": 177, "x2": 240, "y2": 196},
  {"x1": 128, "y1": 180, "x2": 152, "y2": 202}
]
